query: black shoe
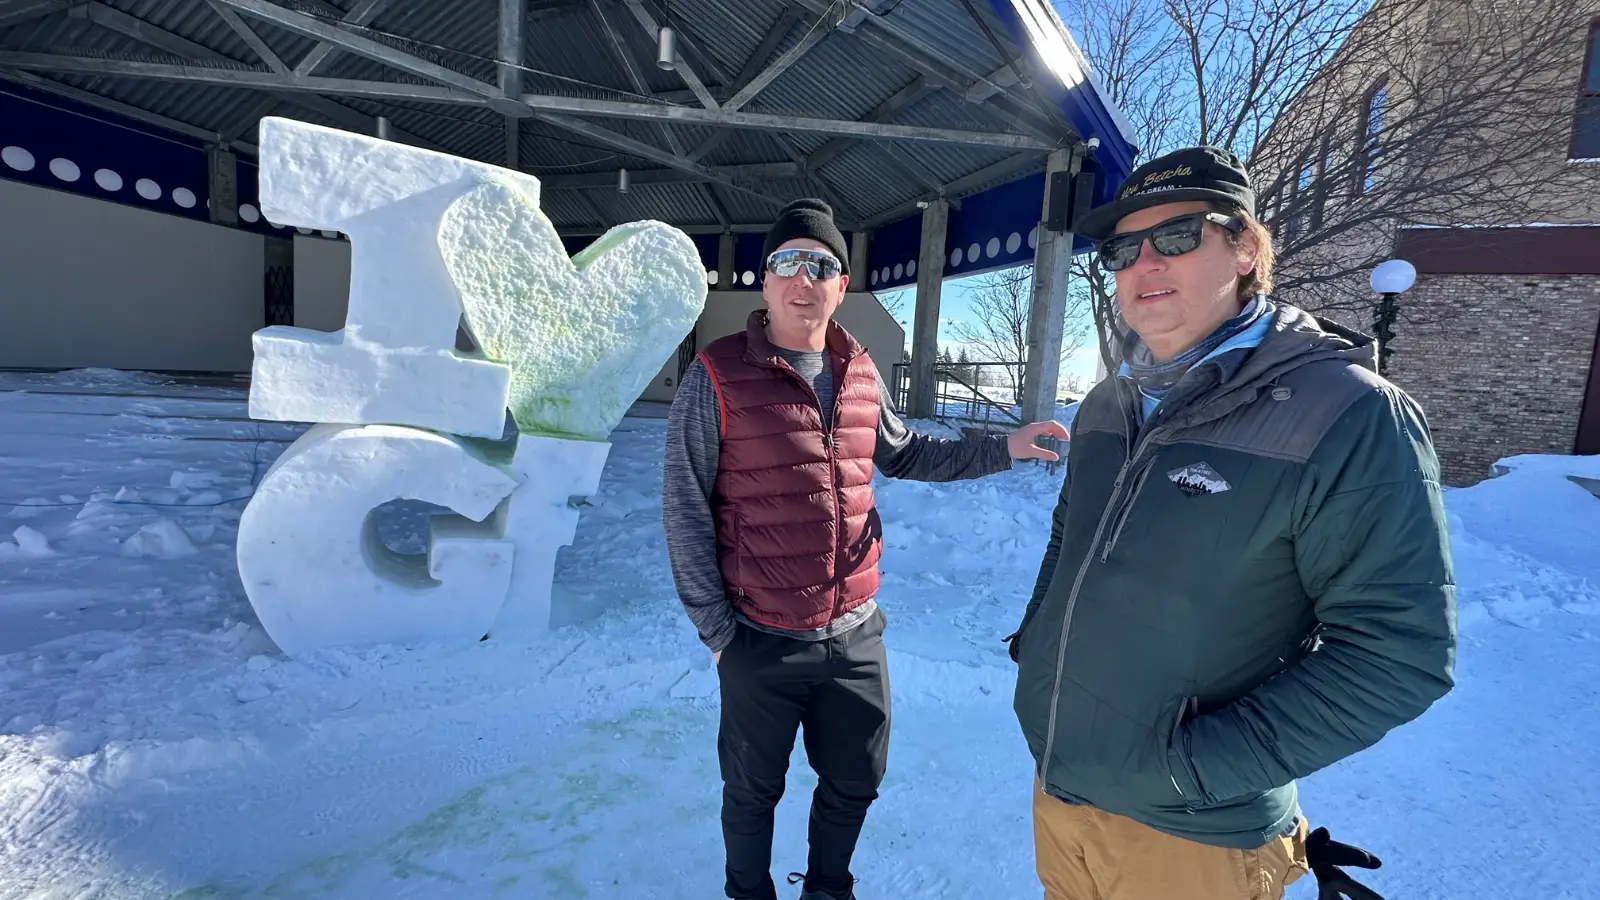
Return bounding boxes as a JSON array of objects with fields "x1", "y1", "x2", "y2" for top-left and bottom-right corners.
[{"x1": 786, "y1": 872, "x2": 856, "y2": 900}]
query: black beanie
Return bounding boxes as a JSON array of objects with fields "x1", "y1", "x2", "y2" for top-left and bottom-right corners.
[{"x1": 762, "y1": 198, "x2": 851, "y2": 275}]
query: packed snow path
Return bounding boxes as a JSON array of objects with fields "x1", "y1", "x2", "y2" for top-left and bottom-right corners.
[{"x1": 1, "y1": 370, "x2": 1597, "y2": 899}]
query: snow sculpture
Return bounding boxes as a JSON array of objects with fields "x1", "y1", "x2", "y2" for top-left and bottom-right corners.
[{"x1": 238, "y1": 117, "x2": 706, "y2": 656}]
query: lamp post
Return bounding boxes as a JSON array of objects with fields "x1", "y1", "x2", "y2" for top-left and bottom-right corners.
[{"x1": 1369, "y1": 258, "x2": 1416, "y2": 376}]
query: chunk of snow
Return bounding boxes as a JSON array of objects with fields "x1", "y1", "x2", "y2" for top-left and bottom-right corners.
[
  {"x1": 7, "y1": 498, "x2": 52, "y2": 519},
  {"x1": 121, "y1": 519, "x2": 198, "y2": 559},
  {"x1": 234, "y1": 681, "x2": 272, "y2": 704},
  {"x1": 6, "y1": 525, "x2": 54, "y2": 558},
  {"x1": 169, "y1": 471, "x2": 220, "y2": 491},
  {"x1": 1485, "y1": 589, "x2": 1551, "y2": 628}
]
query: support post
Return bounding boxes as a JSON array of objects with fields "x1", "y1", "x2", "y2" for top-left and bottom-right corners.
[
  {"x1": 207, "y1": 145, "x2": 238, "y2": 226},
  {"x1": 909, "y1": 199, "x2": 948, "y2": 419},
  {"x1": 718, "y1": 231, "x2": 736, "y2": 288},
  {"x1": 499, "y1": 0, "x2": 524, "y2": 97},
  {"x1": 263, "y1": 234, "x2": 294, "y2": 327},
  {"x1": 1020, "y1": 147, "x2": 1080, "y2": 424},
  {"x1": 849, "y1": 229, "x2": 870, "y2": 287},
  {"x1": 500, "y1": 0, "x2": 524, "y2": 169},
  {"x1": 505, "y1": 118, "x2": 520, "y2": 168}
]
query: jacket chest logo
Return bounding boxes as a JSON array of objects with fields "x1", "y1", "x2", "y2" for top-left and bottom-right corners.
[{"x1": 1167, "y1": 462, "x2": 1231, "y2": 497}]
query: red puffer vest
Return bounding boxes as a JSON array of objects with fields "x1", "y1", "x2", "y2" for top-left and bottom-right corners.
[{"x1": 698, "y1": 310, "x2": 883, "y2": 631}]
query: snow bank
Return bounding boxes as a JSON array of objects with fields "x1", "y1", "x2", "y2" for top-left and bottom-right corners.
[{"x1": 1448, "y1": 453, "x2": 1600, "y2": 584}]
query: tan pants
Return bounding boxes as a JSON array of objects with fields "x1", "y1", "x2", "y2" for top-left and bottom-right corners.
[{"x1": 1032, "y1": 781, "x2": 1309, "y2": 900}]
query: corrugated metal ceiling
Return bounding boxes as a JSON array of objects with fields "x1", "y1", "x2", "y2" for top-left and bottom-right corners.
[{"x1": 0, "y1": 0, "x2": 1093, "y2": 232}]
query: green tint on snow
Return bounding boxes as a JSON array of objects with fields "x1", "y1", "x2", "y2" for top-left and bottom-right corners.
[{"x1": 438, "y1": 179, "x2": 706, "y2": 441}]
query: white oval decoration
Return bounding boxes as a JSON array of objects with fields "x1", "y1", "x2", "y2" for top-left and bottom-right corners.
[
  {"x1": 49, "y1": 158, "x2": 80, "y2": 182},
  {"x1": 2, "y1": 146, "x2": 35, "y2": 171}
]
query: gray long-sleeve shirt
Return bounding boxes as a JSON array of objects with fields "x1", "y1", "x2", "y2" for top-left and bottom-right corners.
[{"x1": 663, "y1": 346, "x2": 1014, "y2": 652}]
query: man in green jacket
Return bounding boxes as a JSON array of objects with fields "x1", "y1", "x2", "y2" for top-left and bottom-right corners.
[{"x1": 1008, "y1": 146, "x2": 1457, "y2": 900}]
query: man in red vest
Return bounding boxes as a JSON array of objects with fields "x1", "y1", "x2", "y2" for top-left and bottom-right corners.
[{"x1": 664, "y1": 198, "x2": 1069, "y2": 900}]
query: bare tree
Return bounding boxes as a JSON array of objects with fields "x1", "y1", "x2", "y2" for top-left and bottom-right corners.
[
  {"x1": 875, "y1": 289, "x2": 910, "y2": 323},
  {"x1": 1057, "y1": 0, "x2": 1595, "y2": 370},
  {"x1": 1057, "y1": 0, "x2": 1190, "y2": 153},
  {"x1": 950, "y1": 266, "x2": 1093, "y2": 398},
  {"x1": 873, "y1": 289, "x2": 912, "y2": 360},
  {"x1": 1252, "y1": 0, "x2": 1596, "y2": 318}
]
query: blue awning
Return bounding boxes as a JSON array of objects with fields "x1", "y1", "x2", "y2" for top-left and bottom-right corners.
[
  {"x1": 858, "y1": 0, "x2": 1141, "y2": 292},
  {"x1": 987, "y1": 0, "x2": 1141, "y2": 181}
]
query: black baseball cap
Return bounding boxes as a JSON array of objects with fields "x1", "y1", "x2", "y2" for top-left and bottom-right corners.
[{"x1": 1077, "y1": 145, "x2": 1255, "y2": 241}]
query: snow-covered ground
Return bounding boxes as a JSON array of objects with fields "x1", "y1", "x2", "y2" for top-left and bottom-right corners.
[{"x1": 1, "y1": 369, "x2": 1598, "y2": 899}]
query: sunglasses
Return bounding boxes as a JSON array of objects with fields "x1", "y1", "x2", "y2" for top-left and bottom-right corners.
[
  {"x1": 765, "y1": 248, "x2": 842, "y2": 281},
  {"x1": 1097, "y1": 212, "x2": 1243, "y2": 272}
]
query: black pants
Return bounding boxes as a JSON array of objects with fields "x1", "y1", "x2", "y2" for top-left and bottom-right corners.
[{"x1": 717, "y1": 607, "x2": 891, "y2": 900}]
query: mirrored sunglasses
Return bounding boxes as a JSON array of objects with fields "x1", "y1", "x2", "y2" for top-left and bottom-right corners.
[
  {"x1": 765, "y1": 248, "x2": 842, "y2": 280},
  {"x1": 1097, "y1": 212, "x2": 1243, "y2": 272}
]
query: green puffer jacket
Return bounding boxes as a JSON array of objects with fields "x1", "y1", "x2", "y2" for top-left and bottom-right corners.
[{"x1": 1011, "y1": 302, "x2": 1457, "y2": 850}]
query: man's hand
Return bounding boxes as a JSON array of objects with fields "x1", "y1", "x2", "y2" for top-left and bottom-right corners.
[
  {"x1": 1008, "y1": 420, "x2": 1070, "y2": 461},
  {"x1": 713, "y1": 650, "x2": 722, "y2": 665}
]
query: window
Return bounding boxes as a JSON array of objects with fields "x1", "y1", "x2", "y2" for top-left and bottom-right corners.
[
  {"x1": 1311, "y1": 132, "x2": 1333, "y2": 231},
  {"x1": 1285, "y1": 151, "x2": 1314, "y2": 241},
  {"x1": 1356, "y1": 79, "x2": 1387, "y2": 194},
  {"x1": 1572, "y1": 23, "x2": 1600, "y2": 159}
]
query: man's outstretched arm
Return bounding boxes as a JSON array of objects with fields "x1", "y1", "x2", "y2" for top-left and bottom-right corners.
[
  {"x1": 872, "y1": 371, "x2": 1014, "y2": 481},
  {"x1": 872, "y1": 371, "x2": 1066, "y2": 480}
]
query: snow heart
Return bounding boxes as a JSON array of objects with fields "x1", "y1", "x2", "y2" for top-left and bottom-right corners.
[{"x1": 439, "y1": 180, "x2": 707, "y2": 440}]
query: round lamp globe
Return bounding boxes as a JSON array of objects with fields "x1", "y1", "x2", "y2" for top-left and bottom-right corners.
[{"x1": 1370, "y1": 259, "x2": 1417, "y2": 295}]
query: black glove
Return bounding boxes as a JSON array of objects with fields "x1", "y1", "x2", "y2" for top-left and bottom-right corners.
[
  {"x1": 1306, "y1": 826, "x2": 1384, "y2": 900},
  {"x1": 1002, "y1": 630, "x2": 1020, "y2": 663}
]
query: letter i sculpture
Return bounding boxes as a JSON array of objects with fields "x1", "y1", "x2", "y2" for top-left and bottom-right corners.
[{"x1": 236, "y1": 118, "x2": 707, "y2": 657}]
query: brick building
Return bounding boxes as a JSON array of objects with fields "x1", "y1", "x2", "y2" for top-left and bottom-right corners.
[{"x1": 1249, "y1": 0, "x2": 1600, "y2": 484}]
